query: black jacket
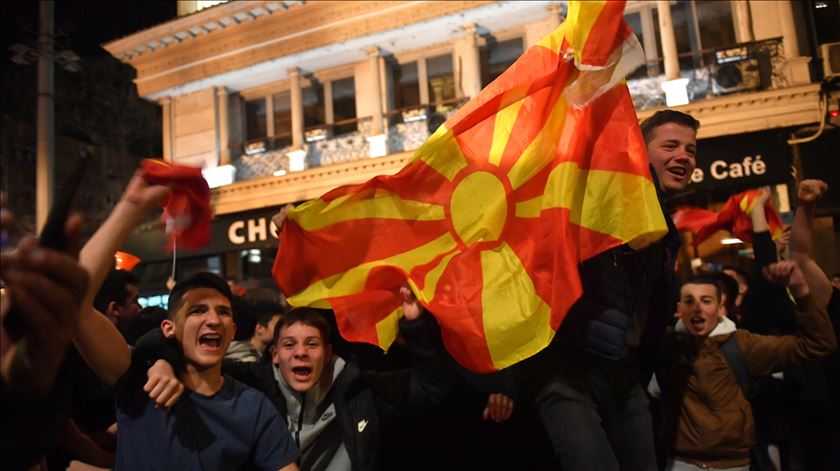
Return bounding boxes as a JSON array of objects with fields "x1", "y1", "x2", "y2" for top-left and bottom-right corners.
[{"x1": 555, "y1": 170, "x2": 679, "y2": 367}]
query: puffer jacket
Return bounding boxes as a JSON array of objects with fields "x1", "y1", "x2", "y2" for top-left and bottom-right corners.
[{"x1": 651, "y1": 294, "x2": 836, "y2": 469}]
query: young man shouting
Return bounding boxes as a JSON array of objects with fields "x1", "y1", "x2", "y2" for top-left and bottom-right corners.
[
  {"x1": 72, "y1": 173, "x2": 299, "y2": 470},
  {"x1": 650, "y1": 261, "x2": 836, "y2": 470}
]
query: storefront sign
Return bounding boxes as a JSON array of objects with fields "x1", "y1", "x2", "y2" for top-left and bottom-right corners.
[
  {"x1": 123, "y1": 206, "x2": 284, "y2": 263},
  {"x1": 689, "y1": 129, "x2": 792, "y2": 191}
]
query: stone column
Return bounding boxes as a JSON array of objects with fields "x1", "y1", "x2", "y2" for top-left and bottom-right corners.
[
  {"x1": 324, "y1": 80, "x2": 334, "y2": 126},
  {"x1": 640, "y1": 6, "x2": 659, "y2": 76},
  {"x1": 288, "y1": 67, "x2": 304, "y2": 149},
  {"x1": 457, "y1": 23, "x2": 482, "y2": 99},
  {"x1": 366, "y1": 47, "x2": 384, "y2": 135},
  {"x1": 159, "y1": 96, "x2": 173, "y2": 162},
  {"x1": 215, "y1": 87, "x2": 230, "y2": 165},
  {"x1": 657, "y1": 0, "x2": 680, "y2": 81},
  {"x1": 731, "y1": 0, "x2": 754, "y2": 43},
  {"x1": 417, "y1": 58, "x2": 430, "y2": 105},
  {"x1": 265, "y1": 94, "x2": 275, "y2": 138},
  {"x1": 777, "y1": 0, "x2": 799, "y2": 58},
  {"x1": 777, "y1": 0, "x2": 811, "y2": 85}
]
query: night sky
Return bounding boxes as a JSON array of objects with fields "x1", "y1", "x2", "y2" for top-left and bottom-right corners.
[{"x1": 2, "y1": 1, "x2": 176, "y2": 59}]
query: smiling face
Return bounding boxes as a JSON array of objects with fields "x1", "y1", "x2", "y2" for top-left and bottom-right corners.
[
  {"x1": 646, "y1": 122, "x2": 697, "y2": 193},
  {"x1": 273, "y1": 322, "x2": 332, "y2": 393},
  {"x1": 162, "y1": 287, "x2": 235, "y2": 372},
  {"x1": 678, "y1": 282, "x2": 723, "y2": 337}
]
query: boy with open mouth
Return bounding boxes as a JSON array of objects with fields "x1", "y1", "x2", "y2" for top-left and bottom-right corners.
[
  {"x1": 649, "y1": 261, "x2": 836, "y2": 470},
  {"x1": 71, "y1": 172, "x2": 300, "y2": 470}
]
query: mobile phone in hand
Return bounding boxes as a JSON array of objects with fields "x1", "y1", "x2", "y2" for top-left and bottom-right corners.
[
  {"x1": 38, "y1": 150, "x2": 92, "y2": 249},
  {"x1": 2, "y1": 150, "x2": 92, "y2": 338}
]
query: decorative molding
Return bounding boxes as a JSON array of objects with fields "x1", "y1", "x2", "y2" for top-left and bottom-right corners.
[
  {"x1": 107, "y1": 1, "x2": 495, "y2": 98},
  {"x1": 637, "y1": 83, "x2": 822, "y2": 139},
  {"x1": 211, "y1": 151, "x2": 412, "y2": 215}
]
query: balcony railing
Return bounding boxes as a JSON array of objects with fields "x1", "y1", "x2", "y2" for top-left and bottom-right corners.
[
  {"x1": 233, "y1": 98, "x2": 468, "y2": 182},
  {"x1": 628, "y1": 37, "x2": 786, "y2": 110}
]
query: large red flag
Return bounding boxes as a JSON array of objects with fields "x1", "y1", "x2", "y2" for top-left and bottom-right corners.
[{"x1": 273, "y1": 1, "x2": 665, "y2": 372}]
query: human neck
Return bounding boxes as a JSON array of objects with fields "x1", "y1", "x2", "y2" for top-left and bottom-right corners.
[
  {"x1": 250, "y1": 337, "x2": 266, "y2": 354},
  {"x1": 180, "y1": 363, "x2": 224, "y2": 396}
]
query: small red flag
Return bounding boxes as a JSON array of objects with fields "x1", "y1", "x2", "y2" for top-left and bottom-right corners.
[
  {"x1": 690, "y1": 189, "x2": 784, "y2": 246},
  {"x1": 140, "y1": 159, "x2": 211, "y2": 252}
]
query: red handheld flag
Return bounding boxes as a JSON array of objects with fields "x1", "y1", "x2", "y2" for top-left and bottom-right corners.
[{"x1": 140, "y1": 159, "x2": 212, "y2": 252}]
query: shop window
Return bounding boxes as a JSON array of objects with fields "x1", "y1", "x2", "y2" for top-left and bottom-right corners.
[
  {"x1": 392, "y1": 61, "x2": 421, "y2": 110},
  {"x1": 245, "y1": 98, "x2": 267, "y2": 141},
  {"x1": 426, "y1": 54, "x2": 455, "y2": 106},
  {"x1": 332, "y1": 76, "x2": 357, "y2": 135},
  {"x1": 480, "y1": 37, "x2": 524, "y2": 88},
  {"x1": 272, "y1": 92, "x2": 292, "y2": 147}
]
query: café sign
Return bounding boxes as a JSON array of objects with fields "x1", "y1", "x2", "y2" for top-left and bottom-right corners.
[{"x1": 689, "y1": 129, "x2": 792, "y2": 191}]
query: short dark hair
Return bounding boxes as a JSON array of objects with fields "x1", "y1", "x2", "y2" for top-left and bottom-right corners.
[
  {"x1": 124, "y1": 306, "x2": 168, "y2": 345},
  {"x1": 273, "y1": 308, "x2": 331, "y2": 345},
  {"x1": 679, "y1": 275, "x2": 722, "y2": 300},
  {"x1": 231, "y1": 296, "x2": 256, "y2": 341},
  {"x1": 167, "y1": 272, "x2": 232, "y2": 319},
  {"x1": 93, "y1": 269, "x2": 139, "y2": 313},
  {"x1": 640, "y1": 110, "x2": 700, "y2": 144},
  {"x1": 253, "y1": 300, "x2": 286, "y2": 327}
]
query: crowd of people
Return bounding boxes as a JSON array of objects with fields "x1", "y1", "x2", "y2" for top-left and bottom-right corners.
[{"x1": 1, "y1": 109, "x2": 838, "y2": 471}]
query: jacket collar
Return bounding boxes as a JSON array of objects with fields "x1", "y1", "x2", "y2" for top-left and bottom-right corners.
[{"x1": 674, "y1": 315, "x2": 737, "y2": 337}]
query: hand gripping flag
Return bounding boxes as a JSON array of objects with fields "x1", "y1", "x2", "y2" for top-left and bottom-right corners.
[
  {"x1": 273, "y1": 0, "x2": 667, "y2": 373},
  {"x1": 686, "y1": 189, "x2": 784, "y2": 246},
  {"x1": 140, "y1": 159, "x2": 212, "y2": 252}
]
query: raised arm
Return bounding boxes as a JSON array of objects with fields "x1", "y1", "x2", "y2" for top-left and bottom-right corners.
[
  {"x1": 366, "y1": 285, "x2": 456, "y2": 412},
  {"x1": 789, "y1": 180, "x2": 833, "y2": 309},
  {"x1": 74, "y1": 173, "x2": 170, "y2": 385},
  {"x1": 742, "y1": 261, "x2": 836, "y2": 375}
]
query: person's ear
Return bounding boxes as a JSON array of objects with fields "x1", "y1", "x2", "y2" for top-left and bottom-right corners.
[
  {"x1": 106, "y1": 301, "x2": 121, "y2": 320},
  {"x1": 161, "y1": 319, "x2": 176, "y2": 339},
  {"x1": 272, "y1": 344, "x2": 281, "y2": 365}
]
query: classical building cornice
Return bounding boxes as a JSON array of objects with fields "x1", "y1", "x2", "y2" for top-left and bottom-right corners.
[
  {"x1": 103, "y1": 1, "x2": 559, "y2": 99},
  {"x1": 211, "y1": 151, "x2": 412, "y2": 215},
  {"x1": 637, "y1": 83, "x2": 822, "y2": 139},
  {"x1": 104, "y1": 1, "x2": 494, "y2": 98}
]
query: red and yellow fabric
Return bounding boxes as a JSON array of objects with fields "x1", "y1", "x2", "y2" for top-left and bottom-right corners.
[
  {"x1": 140, "y1": 159, "x2": 212, "y2": 252},
  {"x1": 689, "y1": 189, "x2": 784, "y2": 246},
  {"x1": 273, "y1": 0, "x2": 666, "y2": 373}
]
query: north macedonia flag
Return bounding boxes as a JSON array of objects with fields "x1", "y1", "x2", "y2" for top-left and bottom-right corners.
[{"x1": 273, "y1": 1, "x2": 667, "y2": 373}]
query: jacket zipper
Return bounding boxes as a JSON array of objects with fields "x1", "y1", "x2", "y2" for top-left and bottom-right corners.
[{"x1": 295, "y1": 392, "x2": 306, "y2": 452}]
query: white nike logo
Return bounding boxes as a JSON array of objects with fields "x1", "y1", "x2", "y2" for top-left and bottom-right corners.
[{"x1": 357, "y1": 419, "x2": 368, "y2": 432}]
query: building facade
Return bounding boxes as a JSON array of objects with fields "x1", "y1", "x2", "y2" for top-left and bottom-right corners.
[{"x1": 104, "y1": 1, "x2": 839, "y2": 300}]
